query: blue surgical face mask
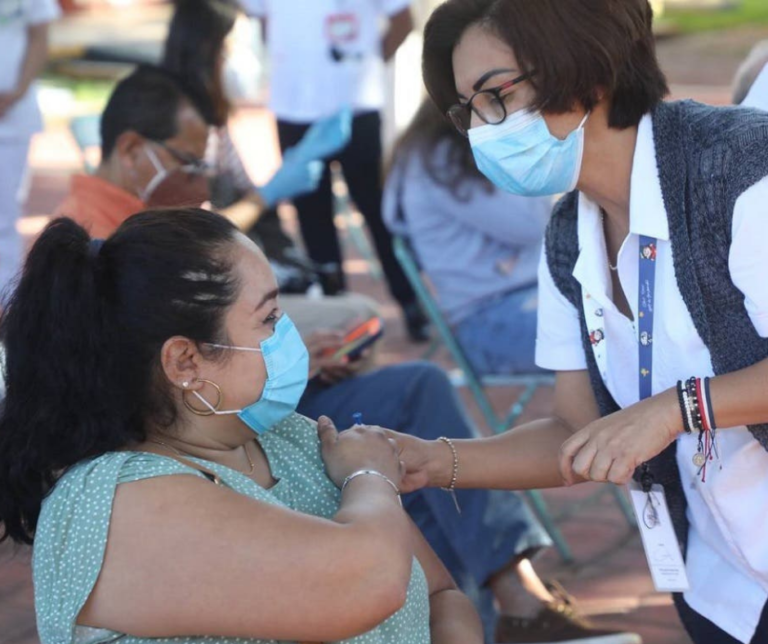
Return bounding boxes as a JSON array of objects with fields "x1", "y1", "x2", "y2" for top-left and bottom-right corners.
[
  {"x1": 197, "y1": 314, "x2": 310, "y2": 434},
  {"x1": 468, "y1": 109, "x2": 590, "y2": 197}
]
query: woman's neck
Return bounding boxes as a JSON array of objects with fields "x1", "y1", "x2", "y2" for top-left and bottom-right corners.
[{"x1": 576, "y1": 102, "x2": 638, "y2": 230}]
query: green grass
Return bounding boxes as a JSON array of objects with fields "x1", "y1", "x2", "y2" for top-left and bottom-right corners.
[{"x1": 662, "y1": 0, "x2": 768, "y2": 33}]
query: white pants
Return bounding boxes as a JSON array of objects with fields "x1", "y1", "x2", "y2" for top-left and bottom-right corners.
[{"x1": 0, "y1": 138, "x2": 30, "y2": 302}]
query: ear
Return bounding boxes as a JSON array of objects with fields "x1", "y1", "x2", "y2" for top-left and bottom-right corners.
[
  {"x1": 160, "y1": 336, "x2": 204, "y2": 392},
  {"x1": 113, "y1": 130, "x2": 148, "y2": 173}
]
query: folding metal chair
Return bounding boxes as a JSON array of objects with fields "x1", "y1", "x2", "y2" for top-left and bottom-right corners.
[
  {"x1": 393, "y1": 236, "x2": 637, "y2": 563},
  {"x1": 69, "y1": 114, "x2": 102, "y2": 174},
  {"x1": 330, "y1": 162, "x2": 383, "y2": 282}
]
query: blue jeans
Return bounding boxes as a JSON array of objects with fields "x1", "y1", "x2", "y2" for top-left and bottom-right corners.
[
  {"x1": 454, "y1": 286, "x2": 543, "y2": 376},
  {"x1": 298, "y1": 362, "x2": 551, "y2": 641}
]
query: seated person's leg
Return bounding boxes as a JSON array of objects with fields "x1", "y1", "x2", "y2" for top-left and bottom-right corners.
[
  {"x1": 453, "y1": 286, "x2": 543, "y2": 377},
  {"x1": 281, "y1": 292, "x2": 379, "y2": 338}
]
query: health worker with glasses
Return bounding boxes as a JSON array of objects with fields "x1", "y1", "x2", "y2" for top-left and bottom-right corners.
[{"x1": 386, "y1": 1, "x2": 768, "y2": 643}]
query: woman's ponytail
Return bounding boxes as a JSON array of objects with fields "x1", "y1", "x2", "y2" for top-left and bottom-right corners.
[
  {"x1": 0, "y1": 218, "x2": 123, "y2": 544},
  {"x1": 0, "y1": 210, "x2": 240, "y2": 545}
]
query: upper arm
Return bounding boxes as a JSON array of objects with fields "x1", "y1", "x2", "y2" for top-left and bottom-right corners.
[
  {"x1": 535, "y1": 247, "x2": 588, "y2": 372},
  {"x1": 730, "y1": 175, "x2": 768, "y2": 338},
  {"x1": 79, "y1": 475, "x2": 409, "y2": 642},
  {"x1": 553, "y1": 370, "x2": 600, "y2": 433},
  {"x1": 533, "y1": 247, "x2": 599, "y2": 432},
  {"x1": 408, "y1": 518, "x2": 455, "y2": 596}
]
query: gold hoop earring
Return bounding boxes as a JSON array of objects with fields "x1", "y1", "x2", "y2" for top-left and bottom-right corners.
[{"x1": 182, "y1": 379, "x2": 223, "y2": 416}]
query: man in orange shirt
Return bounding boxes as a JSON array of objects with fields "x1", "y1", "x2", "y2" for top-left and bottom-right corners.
[{"x1": 54, "y1": 68, "x2": 211, "y2": 237}]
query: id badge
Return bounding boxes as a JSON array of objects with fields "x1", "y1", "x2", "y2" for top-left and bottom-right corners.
[
  {"x1": 325, "y1": 13, "x2": 359, "y2": 44},
  {"x1": 627, "y1": 481, "x2": 690, "y2": 593}
]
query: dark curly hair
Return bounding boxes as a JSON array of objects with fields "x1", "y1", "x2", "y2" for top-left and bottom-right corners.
[{"x1": 0, "y1": 209, "x2": 241, "y2": 544}]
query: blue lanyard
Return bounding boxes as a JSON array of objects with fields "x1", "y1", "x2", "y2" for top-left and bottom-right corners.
[
  {"x1": 638, "y1": 236, "x2": 658, "y2": 401},
  {"x1": 638, "y1": 235, "x2": 658, "y2": 492}
]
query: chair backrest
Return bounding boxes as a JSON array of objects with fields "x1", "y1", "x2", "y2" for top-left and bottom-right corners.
[
  {"x1": 393, "y1": 235, "x2": 553, "y2": 433},
  {"x1": 392, "y1": 236, "x2": 505, "y2": 424},
  {"x1": 69, "y1": 115, "x2": 102, "y2": 174}
]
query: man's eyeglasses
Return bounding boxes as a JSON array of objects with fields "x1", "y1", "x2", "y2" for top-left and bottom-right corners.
[
  {"x1": 154, "y1": 141, "x2": 213, "y2": 176},
  {"x1": 447, "y1": 72, "x2": 532, "y2": 137}
]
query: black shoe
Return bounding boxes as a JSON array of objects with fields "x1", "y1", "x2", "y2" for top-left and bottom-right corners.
[
  {"x1": 316, "y1": 263, "x2": 346, "y2": 296},
  {"x1": 403, "y1": 302, "x2": 430, "y2": 343}
]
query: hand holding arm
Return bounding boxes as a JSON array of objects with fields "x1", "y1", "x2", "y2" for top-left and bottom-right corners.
[
  {"x1": 560, "y1": 355, "x2": 768, "y2": 485},
  {"x1": 390, "y1": 371, "x2": 597, "y2": 493}
]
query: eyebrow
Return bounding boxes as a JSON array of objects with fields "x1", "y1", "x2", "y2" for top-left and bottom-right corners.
[
  {"x1": 457, "y1": 68, "x2": 519, "y2": 99},
  {"x1": 255, "y1": 288, "x2": 280, "y2": 312}
]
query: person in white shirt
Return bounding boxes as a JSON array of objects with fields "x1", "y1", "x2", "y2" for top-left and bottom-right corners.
[
  {"x1": 243, "y1": 0, "x2": 431, "y2": 342},
  {"x1": 381, "y1": 1, "x2": 768, "y2": 643},
  {"x1": 0, "y1": 0, "x2": 59, "y2": 300}
]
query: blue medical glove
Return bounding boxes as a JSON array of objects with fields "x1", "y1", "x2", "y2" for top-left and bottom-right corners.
[
  {"x1": 292, "y1": 107, "x2": 353, "y2": 162},
  {"x1": 258, "y1": 148, "x2": 324, "y2": 207}
]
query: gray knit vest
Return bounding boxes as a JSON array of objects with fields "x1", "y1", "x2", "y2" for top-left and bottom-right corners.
[{"x1": 545, "y1": 100, "x2": 768, "y2": 551}]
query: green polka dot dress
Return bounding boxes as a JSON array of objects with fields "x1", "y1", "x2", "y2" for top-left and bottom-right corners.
[{"x1": 33, "y1": 414, "x2": 430, "y2": 644}]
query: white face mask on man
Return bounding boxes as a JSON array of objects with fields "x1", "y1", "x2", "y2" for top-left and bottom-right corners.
[{"x1": 139, "y1": 144, "x2": 212, "y2": 209}]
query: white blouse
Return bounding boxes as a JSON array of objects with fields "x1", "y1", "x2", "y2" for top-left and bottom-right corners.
[{"x1": 536, "y1": 114, "x2": 768, "y2": 643}]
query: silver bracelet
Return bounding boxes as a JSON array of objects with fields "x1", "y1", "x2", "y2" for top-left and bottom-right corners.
[{"x1": 342, "y1": 469, "x2": 402, "y2": 506}]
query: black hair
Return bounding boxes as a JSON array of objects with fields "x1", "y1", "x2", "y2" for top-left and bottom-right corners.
[
  {"x1": 162, "y1": 0, "x2": 240, "y2": 127},
  {"x1": 0, "y1": 209, "x2": 241, "y2": 544},
  {"x1": 100, "y1": 65, "x2": 194, "y2": 159}
]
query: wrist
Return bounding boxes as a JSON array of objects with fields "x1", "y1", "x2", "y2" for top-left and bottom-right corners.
[
  {"x1": 342, "y1": 469, "x2": 402, "y2": 505},
  {"x1": 428, "y1": 439, "x2": 455, "y2": 488},
  {"x1": 663, "y1": 387, "x2": 686, "y2": 438}
]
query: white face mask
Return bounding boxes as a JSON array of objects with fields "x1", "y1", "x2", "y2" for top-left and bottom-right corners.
[
  {"x1": 469, "y1": 109, "x2": 590, "y2": 197},
  {"x1": 138, "y1": 145, "x2": 211, "y2": 208}
]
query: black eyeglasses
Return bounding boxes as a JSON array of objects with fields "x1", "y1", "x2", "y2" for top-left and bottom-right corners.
[{"x1": 447, "y1": 72, "x2": 532, "y2": 137}]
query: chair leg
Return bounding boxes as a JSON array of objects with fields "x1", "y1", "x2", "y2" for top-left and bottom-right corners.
[
  {"x1": 525, "y1": 490, "x2": 574, "y2": 564},
  {"x1": 504, "y1": 383, "x2": 539, "y2": 429},
  {"x1": 610, "y1": 485, "x2": 638, "y2": 528}
]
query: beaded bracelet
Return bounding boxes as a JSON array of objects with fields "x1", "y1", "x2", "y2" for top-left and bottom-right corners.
[
  {"x1": 676, "y1": 381, "x2": 693, "y2": 434},
  {"x1": 438, "y1": 437, "x2": 461, "y2": 514}
]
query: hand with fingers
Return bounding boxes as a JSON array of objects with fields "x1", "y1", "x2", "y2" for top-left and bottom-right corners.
[
  {"x1": 304, "y1": 330, "x2": 367, "y2": 385},
  {"x1": 382, "y1": 430, "x2": 447, "y2": 494},
  {"x1": 258, "y1": 148, "x2": 324, "y2": 207},
  {"x1": 317, "y1": 416, "x2": 404, "y2": 490},
  {"x1": 558, "y1": 389, "x2": 683, "y2": 486}
]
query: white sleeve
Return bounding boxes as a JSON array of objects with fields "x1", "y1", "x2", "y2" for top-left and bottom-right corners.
[
  {"x1": 730, "y1": 175, "x2": 768, "y2": 338},
  {"x1": 26, "y1": 0, "x2": 60, "y2": 25},
  {"x1": 535, "y1": 247, "x2": 588, "y2": 371},
  {"x1": 743, "y1": 64, "x2": 768, "y2": 110},
  {"x1": 240, "y1": 0, "x2": 267, "y2": 17},
  {"x1": 376, "y1": 0, "x2": 412, "y2": 17}
]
